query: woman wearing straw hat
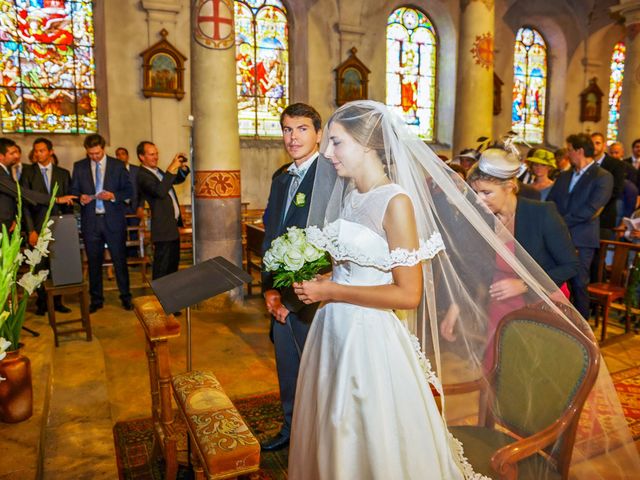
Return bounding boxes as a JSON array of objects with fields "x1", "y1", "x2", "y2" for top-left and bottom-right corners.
[{"x1": 527, "y1": 148, "x2": 556, "y2": 200}]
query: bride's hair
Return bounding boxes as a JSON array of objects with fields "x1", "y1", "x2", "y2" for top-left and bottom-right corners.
[{"x1": 329, "y1": 105, "x2": 389, "y2": 165}]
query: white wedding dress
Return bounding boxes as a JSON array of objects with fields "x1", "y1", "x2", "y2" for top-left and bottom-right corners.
[{"x1": 288, "y1": 184, "x2": 482, "y2": 480}]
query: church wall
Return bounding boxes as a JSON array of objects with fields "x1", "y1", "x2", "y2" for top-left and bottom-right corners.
[{"x1": 563, "y1": 23, "x2": 626, "y2": 144}]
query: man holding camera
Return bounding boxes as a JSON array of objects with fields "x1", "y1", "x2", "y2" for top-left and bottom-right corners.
[{"x1": 136, "y1": 141, "x2": 190, "y2": 282}]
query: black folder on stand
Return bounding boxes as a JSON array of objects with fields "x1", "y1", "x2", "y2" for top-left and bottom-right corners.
[{"x1": 150, "y1": 256, "x2": 251, "y2": 314}]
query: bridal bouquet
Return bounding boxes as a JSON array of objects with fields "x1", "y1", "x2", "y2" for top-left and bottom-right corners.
[{"x1": 263, "y1": 226, "x2": 330, "y2": 288}]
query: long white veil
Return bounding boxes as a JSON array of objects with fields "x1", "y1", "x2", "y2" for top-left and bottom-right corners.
[{"x1": 318, "y1": 100, "x2": 639, "y2": 478}]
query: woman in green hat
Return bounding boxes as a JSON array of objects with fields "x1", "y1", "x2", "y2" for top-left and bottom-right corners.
[{"x1": 527, "y1": 148, "x2": 556, "y2": 200}]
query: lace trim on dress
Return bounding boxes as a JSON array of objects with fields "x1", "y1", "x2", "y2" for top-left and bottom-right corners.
[
  {"x1": 408, "y1": 332, "x2": 493, "y2": 480},
  {"x1": 306, "y1": 222, "x2": 445, "y2": 270}
]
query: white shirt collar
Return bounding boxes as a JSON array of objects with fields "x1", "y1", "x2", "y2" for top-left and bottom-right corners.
[
  {"x1": 595, "y1": 153, "x2": 605, "y2": 164},
  {"x1": 287, "y1": 152, "x2": 319, "y2": 178}
]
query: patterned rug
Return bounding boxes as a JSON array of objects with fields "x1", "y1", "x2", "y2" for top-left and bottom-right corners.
[
  {"x1": 574, "y1": 365, "x2": 640, "y2": 459},
  {"x1": 113, "y1": 391, "x2": 287, "y2": 480}
]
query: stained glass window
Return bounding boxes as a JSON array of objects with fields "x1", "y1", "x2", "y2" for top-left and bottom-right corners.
[
  {"x1": 386, "y1": 6, "x2": 437, "y2": 141},
  {"x1": 512, "y1": 27, "x2": 547, "y2": 144},
  {"x1": 606, "y1": 42, "x2": 625, "y2": 144},
  {"x1": 0, "y1": 0, "x2": 97, "y2": 134},
  {"x1": 235, "y1": 0, "x2": 288, "y2": 137}
]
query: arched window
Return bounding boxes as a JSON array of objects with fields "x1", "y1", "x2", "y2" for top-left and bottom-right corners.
[
  {"x1": 235, "y1": 0, "x2": 288, "y2": 137},
  {"x1": 512, "y1": 27, "x2": 547, "y2": 144},
  {"x1": 0, "y1": 0, "x2": 97, "y2": 133},
  {"x1": 606, "y1": 42, "x2": 625, "y2": 144},
  {"x1": 386, "y1": 6, "x2": 437, "y2": 141}
]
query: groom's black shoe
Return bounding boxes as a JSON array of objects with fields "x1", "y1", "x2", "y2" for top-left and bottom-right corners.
[{"x1": 260, "y1": 433, "x2": 289, "y2": 451}]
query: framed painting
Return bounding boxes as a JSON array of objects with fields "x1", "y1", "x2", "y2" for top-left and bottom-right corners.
[
  {"x1": 579, "y1": 77, "x2": 603, "y2": 123},
  {"x1": 335, "y1": 47, "x2": 370, "y2": 106},
  {"x1": 140, "y1": 29, "x2": 187, "y2": 100}
]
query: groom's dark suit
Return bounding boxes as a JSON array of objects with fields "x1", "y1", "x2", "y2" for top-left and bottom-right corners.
[
  {"x1": 547, "y1": 162, "x2": 613, "y2": 318},
  {"x1": 261, "y1": 155, "x2": 333, "y2": 440}
]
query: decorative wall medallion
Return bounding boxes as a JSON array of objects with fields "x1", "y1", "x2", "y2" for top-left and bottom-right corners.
[
  {"x1": 628, "y1": 23, "x2": 640, "y2": 42},
  {"x1": 193, "y1": 0, "x2": 235, "y2": 50},
  {"x1": 470, "y1": 32, "x2": 494, "y2": 70},
  {"x1": 195, "y1": 170, "x2": 241, "y2": 198}
]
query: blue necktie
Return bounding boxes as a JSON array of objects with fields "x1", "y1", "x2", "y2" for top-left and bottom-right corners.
[
  {"x1": 95, "y1": 162, "x2": 104, "y2": 212},
  {"x1": 40, "y1": 167, "x2": 50, "y2": 193}
]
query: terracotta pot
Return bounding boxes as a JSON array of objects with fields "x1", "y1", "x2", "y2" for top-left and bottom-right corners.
[{"x1": 0, "y1": 346, "x2": 33, "y2": 423}]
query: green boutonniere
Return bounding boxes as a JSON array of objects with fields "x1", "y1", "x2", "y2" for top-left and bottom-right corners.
[{"x1": 294, "y1": 192, "x2": 306, "y2": 207}]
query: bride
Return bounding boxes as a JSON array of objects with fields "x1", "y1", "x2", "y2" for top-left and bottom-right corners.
[{"x1": 288, "y1": 101, "x2": 639, "y2": 479}]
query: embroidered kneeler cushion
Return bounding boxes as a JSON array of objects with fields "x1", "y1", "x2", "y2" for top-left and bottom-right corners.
[{"x1": 172, "y1": 370, "x2": 260, "y2": 478}]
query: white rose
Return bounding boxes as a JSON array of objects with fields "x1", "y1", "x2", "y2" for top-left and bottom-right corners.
[
  {"x1": 263, "y1": 250, "x2": 280, "y2": 271},
  {"x1": 270, "y1": 237, "x2": 289, "y2": 262},
  {"x1": 302, "y1": 244, "x2": 324, "y2": 262},
  {"x1": 286, "y1": 227, "x2": 306, "y2": 250},
  {"x1": 283, "y1": 249, "x2": 305, "y2": 271}
]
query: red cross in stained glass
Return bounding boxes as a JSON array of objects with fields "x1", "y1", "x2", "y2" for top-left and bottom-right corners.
[{"x1": 198, "y1": 0, "x2": 233, "y2": 41}]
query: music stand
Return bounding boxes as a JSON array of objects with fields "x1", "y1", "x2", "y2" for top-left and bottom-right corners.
[{"x1": 150, "y1": 256, "x2": 251, "y2": 370}]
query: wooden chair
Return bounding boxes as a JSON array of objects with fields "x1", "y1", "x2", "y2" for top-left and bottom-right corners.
[
  {"x1": 244, "y1": 223, "x2": 264, "y2": 296},
  {"x1": 99, "y1": 224, "x2": 151, "y2": 289},
  {"x1": 445, "y1": 305, "x2": 600, "y2": 480},
  {"x1": 587, "y1": 239, "x2": 640, "y2": 341}
]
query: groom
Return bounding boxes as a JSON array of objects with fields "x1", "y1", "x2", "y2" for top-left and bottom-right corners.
[{"x1": 261, "y1": 103, "x2": 335, "y2": 451}]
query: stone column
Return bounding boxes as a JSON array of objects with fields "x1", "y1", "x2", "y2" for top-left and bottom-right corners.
[
  {"x1": 453, "y1": 0, "x2": 495, "y2": 154},
  {"x1": 613, "y1": 1, "x2": 640, "y2": 150},
  {"x1": 191, "y1": 0, "x2": 242, "y2": 282}
]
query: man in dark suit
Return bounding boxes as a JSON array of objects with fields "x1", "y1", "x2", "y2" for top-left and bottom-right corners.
[
  {"x1": 71, "y1": 134, "x2": 133, "y2": 313},
  {"x1": 623, "y1": 138, "x2": 640, "y2": 170},
  {"x1": 0, "y1": 138, "x2": 22, "y2": 230},
  {"x1": 591, "y1": 133, "x2": 624, "y2": 236},
  {"x1": 548, "y1": 133, "x2": 613, "y2": 318},
  {"x1": 260, "y1": 103, "x2": 336, "y2": 452},
  {"x1": 116, "y1": 146, "x2": 144, "y2": 257},
  {"x1": 21, "y1": 138, "x2": 77, "y2": 315},
  {"x1": 136, "y1": 141, "x2": 189, "y2": 281},
  {"x1": 0, "y1": 138, "x2": 51, "y2": 232},
  {"x1": 115, "y1": 147, "x2": 142, "y2": 217}
]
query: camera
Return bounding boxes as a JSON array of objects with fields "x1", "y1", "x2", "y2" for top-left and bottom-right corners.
[{"x1": 178, "y1": 155, "x2": 188, "y2": 163}]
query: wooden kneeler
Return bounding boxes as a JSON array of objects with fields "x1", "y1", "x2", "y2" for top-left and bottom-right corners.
[
  {"x1": 134, "y1": 296, "x2": 260, "y2": 480},
  {"x1": 134, "y1": 296, "x2": 187, "y2": 479}
]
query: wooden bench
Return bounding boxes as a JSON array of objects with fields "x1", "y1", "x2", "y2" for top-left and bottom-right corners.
[
  {"x1": 134, "y1": 296, "x2": 260, "y2": 480},
  {"x1": 244, "y1": 223, "x2": 264, "y2": 296}
]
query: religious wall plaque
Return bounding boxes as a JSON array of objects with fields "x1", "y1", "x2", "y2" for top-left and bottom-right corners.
[
  {"x1": 579, "y1": 77, "x2": 603, "y2": 123},
  {"x1": 140, "y1": 29, "x2": 187, "y2": 100},
  {"x1": 335, "y1": 47, "x2": 371, "y2": 106}
]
